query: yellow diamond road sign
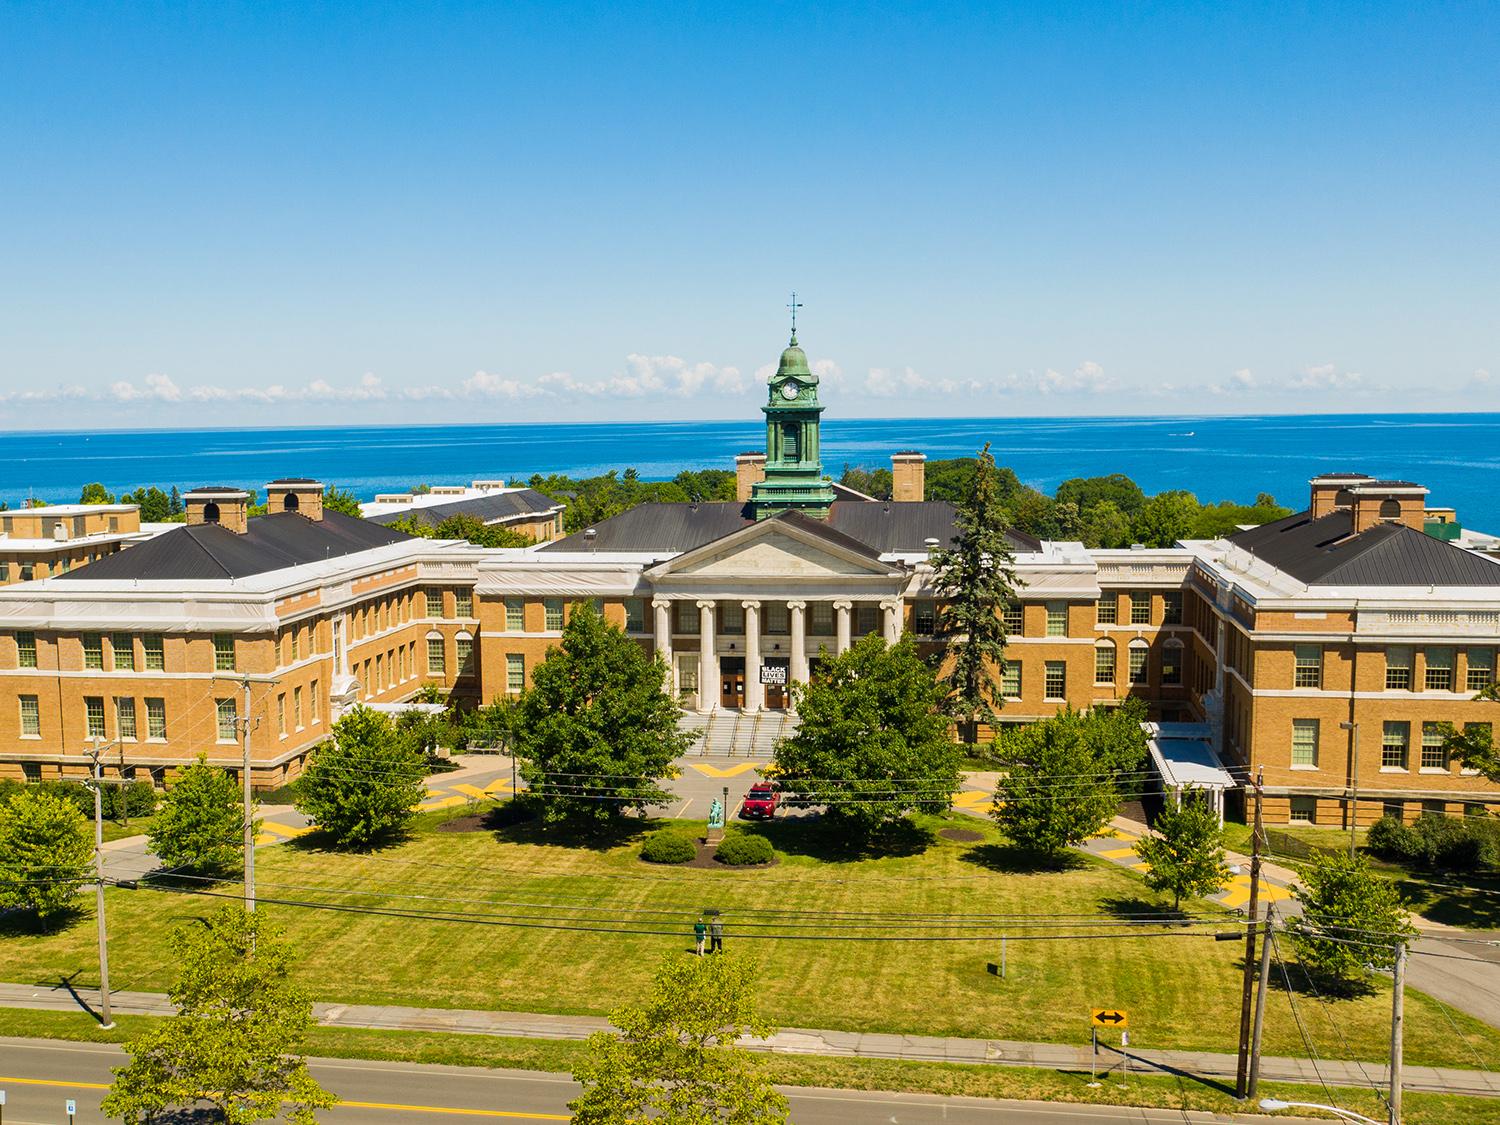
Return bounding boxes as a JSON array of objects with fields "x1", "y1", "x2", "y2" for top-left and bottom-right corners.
[{"x1": 1091, "y1": 1009, "x2": 1128, "y2": 1028}]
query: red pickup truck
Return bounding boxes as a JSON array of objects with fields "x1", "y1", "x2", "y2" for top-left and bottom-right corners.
[{"x1": 740, "y1": 782, "x2": 779, "y2": 819}]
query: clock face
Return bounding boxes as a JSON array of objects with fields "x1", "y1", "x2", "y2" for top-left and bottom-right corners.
[{"x1": 780, "y1": 379, "x2": 801, "y2": 400}]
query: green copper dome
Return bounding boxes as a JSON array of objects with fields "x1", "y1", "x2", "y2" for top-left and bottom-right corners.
[{"x1": 774, "y1": 335, "x2": 813, "y2": 380}]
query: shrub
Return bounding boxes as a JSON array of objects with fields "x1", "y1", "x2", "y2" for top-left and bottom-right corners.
[
  {"x1": 0, "y1": 778, "x2": 155, "y2": 822},
  {"x1": 714, "y1": 833, "x2": 774, "y2": 866},
  {"x1": 1367, "y1": 815, "x2": 1418, "y2": 862},
  {"x1": 1367, "y1": 813, "x2": 1500, "y2": 872},
  {"x1": 640, "y1": 831, "x2": 697, "y2": 865}
]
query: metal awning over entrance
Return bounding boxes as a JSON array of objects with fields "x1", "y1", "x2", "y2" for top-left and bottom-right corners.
[{"x1": 1141, "y1": 721, "x2": 1237, "y2": 823}]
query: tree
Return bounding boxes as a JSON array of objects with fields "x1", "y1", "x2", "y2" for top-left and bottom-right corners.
[
  {"x1": 510, "y1": 602, "x2": 692, "y2": 827},
  {"x1": 839, "y1": 464, "x2": 893, "y2": 499},
  {"x1": 1287, "y1": 851, "x2": 1416, "y2": 993},
  {"x1": 1135, "y1": 791, "x2": 1228, "y2": 909},
  {"x1": 0, "y1": 790, "x2": 92, "y2": 927},
  {"x1": 118, "y1": 485, "x2": 175, "y2": 522},
  {"x1": 1440, "y1": 683, "x2": 1500, "y2": 780},
  {"x1": 169, "y1": 485, "x2": 184, "y2": 517},
  {"x1": 1078, "y1": 499, "x2": 1133, "y2": 549},
  {"x1": 295, "y1": 706, "x2": 427, "y2": 847},
  {"x1": 570, "y1": 953, "x2": 787, "y2": 1125},
  {"x1": 930, "y1": 443, "x2": 1019, "y2": 747},
  {"x1": 991, "y1": 708, "x2": 1120, "y2": 858},
  {"x1": 148, "y1": 753, "x2": 249, "y2": 875},
  {"x1": 102, "y1": 905, "x2": 337, "y2": 1125},
  {"x1": 79, "y1": 482, "x2": 116, "y2": 504},
  {"x1": 1131, "y1": 490, "x2": 1200, "y2": 548},
  {"x1": 1056, "y1": 473, "x2": 1147, "y2": 517},
  {"x1": 772, "y1": 635, "x2": 960, "y2": 836},
  {"x1": 321, "y1": 485, "x2": 363, "y2": 517}
]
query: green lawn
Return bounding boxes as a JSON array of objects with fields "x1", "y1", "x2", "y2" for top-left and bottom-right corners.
[{"x1": 3, "y1": 807, "x2": 1497, "y2": 1070}]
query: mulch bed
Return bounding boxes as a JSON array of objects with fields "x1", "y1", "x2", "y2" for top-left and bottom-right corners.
[
  {"x1": 435, "y1": 814, "x2": 487, "y2": 834},
  {"x1": 648, "y1": 838, "x2": 778, "y2": 869},
  {"x1": 939, "y1": 827, "x2": 984, "y2": 843}
]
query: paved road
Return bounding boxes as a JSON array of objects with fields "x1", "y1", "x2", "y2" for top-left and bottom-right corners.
[{"x1": 0, "y1": 1037, "x2": 1307, "y2": 1125}]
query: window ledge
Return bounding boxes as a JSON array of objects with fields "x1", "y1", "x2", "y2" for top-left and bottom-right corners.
[
  {"x1": 1419, "y1": 767, "x2": 1451, "y2": 775},
  {"x1": 1290, "y1": 764, "x2": 1319, "y2": 771},
  {"x1": 19, "y1": 734, "x2": 41, "y2": 740},
  {"x1": 1379, "y1": 766, "x2": 1408, "y2": 773}
]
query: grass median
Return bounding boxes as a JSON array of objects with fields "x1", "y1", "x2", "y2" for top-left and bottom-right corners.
[{"x1": 2, "y1": 804, "x2": 1496, "y2": 1069}]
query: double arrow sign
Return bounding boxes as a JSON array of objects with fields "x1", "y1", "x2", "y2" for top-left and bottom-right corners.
[{"x1": 1091, "y1": 1008, "x2": 1128, "y2": 1028}]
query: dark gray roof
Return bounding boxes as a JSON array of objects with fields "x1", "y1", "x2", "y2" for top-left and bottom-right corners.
[
  {"x1": 540, "y1": 500, "x2": 1040, "y2": 556},
  {"x1": 1230, "y1": 510, "x2": 1500, "y2": 586},
  {"x1": 56, "y1": 511, "x2": 412, "y2": 581},
  {"x1": 367, "y1": 488, "x2": 560, "y2": 531}
]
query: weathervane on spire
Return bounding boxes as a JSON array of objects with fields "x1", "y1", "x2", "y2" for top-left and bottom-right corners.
[{"x1": 787, "y1": 291, "x2": 802, "y2": 343}]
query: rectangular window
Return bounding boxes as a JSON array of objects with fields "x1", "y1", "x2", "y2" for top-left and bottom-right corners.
[
  {"x1": 1382, "y1": 800, "x2": 1404, "y2": 822},
  {"x1": 544, "y1": 598, "x2": 564, "y2": 631},
  {"x1": 625, "y1": 598, "x2": 646, "y2": 633},
  {"x1": 456, "y1": 636, "x2": 474, "y2": 672},
  {"x1": 454, "y1": 588, "x2": 473, "y2": 618},
  {"x1": 292, "y1": 629, "x2": 301, "y2": 662},
  {"x1": 19, "y1": 695, "x2": 40, "y2": 737},
  {"x1": 1001, "y1": 661, "x2": 1022, "y2": 699},
  {"x1": 213, "y1": 633, "x2": 235, "y2": 672},
  {"x1": 85, "y1": 696, "x2": 106, "y2": 739},
  {"x1": 20, "y1": 563, "x2": 34, "y2": 582},
  {"x1": 1426, "y1": 647, "x2": 1455, "y2": 691},
  {"x1": 1293, "y1": 644, "x2": 1322, "y2": 689},
  {"x1": 1386, "y1": 646, "x2": 1412, "y2": 691},
  {"x1": 721, "y1": 602, "x2": 745, "y2": 635},
  {"x1": 1002, "y1": 601, "x2": 1023, "y2": 634},
  {"x1": 146, "y1": 698, "x2": 167, "y2": 739},
  {"x1": 1161, "y1": 591, "x2": 1182, "y2": 625},
  {"x1": 763, "y1": 602, "x2": 788, "y2": 635},
  {"x1": 1094, "y1": 645, "x2": 1116, "y2": 685},
  {"x1": 1129, "y1": 592, "x2": 1151, "y2": 625},
  {"x1": 1290, "y1": 796, "x2": 1317, "y2": 824},
  {"x1": 427, "y1": 637, "x2": 446, "y2": 675},
  {"x1": 294, "y1": 685, "x2": 303, "y2": 730},
  {"x1": 912, "y1": 600, "x2": 935, "y2": 635},
  {"x1": 16, "y1": 631, "x2": 37, "y2": 668},
  {"x1": 83, "y1": 633, "x2": 104, "y2": 670},
  {"x1": 1044, "y1": 661, "x2": 1067, "y2": 701},
  {"x1": 1291, "y1": 719, "x2": 1319, "y2": 767},
  {"x1": 141, "y1": 634, "x2": 163, "y2": 670},
  {"x1": 1382, "y1": 721, "x2": 1409, "y2": 769},
  {"x1": 1096, "y1": 595, "x2": 1117, "y2": 625},
  {"x1": 1161, "y1": 643, "x2": 1183, "y2": 686},
  {"x1": 505, "y1": 598, "x2": 524, "y2": 631},
  {"x1": 1045, "y1": 601, "x2": 1067, "y2": 637},
  {"x1": 423, "y1": 587, "x2": 444, "y2": 618},
  {"x1": 277, "y1": 693, "x2": 287, "y2": 737},
  {"x1": 111, "y1": 633, "x2": 133, "y2": 671},
  {"x1": 506, "y1": 653, "x2": 525, "y2": 693},
  {"x1": 1128, "y1": 647, "x2": 1148, "y2": 684},
  {"x1": 1422, "y1": 800, "x2": 1447, "y2": 819},
  {"x1": 809, "y1": 602, "x2": 834, "y2": 635},
  {"x1": 1468, "y1": 649, "x2": 1495, "y2": 692},
  {"x1": 310, "y1": 680, "x2": 320, "y2": 724},
  {"x1": 215, "y1": 698, "x2": 237, "y2": 742},
  {"x1": 676, "y1": 654, "x2": 698, "y2": 696},
  {"x1": 115, "y1": 697, "x2": 137, "y2": 741},
  {"x1": 1421, "y1": 722, "x2": 1448, "y2": 770}
]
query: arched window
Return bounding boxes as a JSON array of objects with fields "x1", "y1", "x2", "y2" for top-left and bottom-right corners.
[
  {"x1": 1334, "y1": 488, "x2": 1354, "y2": 507},
  {"x1": 1093, "y1": 641, "x2": 1116, "y2": 685},
  {"x1": 283, "y1": 493, "x2": 300, "y2": 512},
  {"x1": 202, "y1": 501, "x2": 221, "y2": 524},
  {"x1": 782, "y1": 422, "x2": 800, "y2": 461},
  {"x1": 1379, "y1": 499, "x2": 1401, "y2": 521},
  {"x1": 1128, "y1": 638, "x2": 1150, "y2": 685}
]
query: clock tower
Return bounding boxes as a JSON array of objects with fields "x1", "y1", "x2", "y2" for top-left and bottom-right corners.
[{"x1": 749, "y1": 327, "x2": 837, "y2": 519}]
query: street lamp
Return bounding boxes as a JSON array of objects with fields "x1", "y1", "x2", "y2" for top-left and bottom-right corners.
[
  {"x1": 1258, "y1": 1097, "x2": 1380, "y2": 1124},
  {"x1": 1339, "y1": 720, "x2": 1360, "y2": 859}
]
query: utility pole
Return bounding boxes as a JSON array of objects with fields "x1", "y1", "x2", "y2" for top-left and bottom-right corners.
[
  {"x1": 84, "y1": 739, "x2": 115, "y2": 1029},
  {"x1": 1247, "y1": 910, "x2": 1275, "y2": 1097},
  {"x1": 241, "y1": 676, "x2": 255, "y2": 913},
  {"x1": 1340, "y1": 720, "x2": 1360, "y2": 859},
  {"x1": 1236, "y1": 766, "x2": 1264, "y2": 1099},
  {"x1": 1389, "y1": 940, "x2": 1406, "y2": 1125}
]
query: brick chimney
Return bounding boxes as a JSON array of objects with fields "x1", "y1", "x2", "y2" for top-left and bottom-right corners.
[
  {"x1": 1349, "y1": 481, "x2": 1429, "y2": 534},
  {"x1": 266, "y1": 479, "x2": 325, "y2": 521},
  {"x1": 891, "y1": 451, "x2": 926, "y2": 502},
  {"x1": 735, "y1": 452, "x2": 766, "y2": 502},
  {"x1": 184, "y1": 488, "x2": 250, "y2": 534},
  {"x1": 1309, "y1": 473, "x2": 1373, "y2": 519}
]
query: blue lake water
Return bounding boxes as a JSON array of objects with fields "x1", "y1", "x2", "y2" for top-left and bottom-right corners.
[{"x1": 2, "y1": 414, "x2": 1496, "y2": 526}]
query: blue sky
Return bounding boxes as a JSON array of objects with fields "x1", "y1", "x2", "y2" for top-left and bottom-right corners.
[{"x1": 2, "y1": 1, "x2": 1496, "y2": 429}]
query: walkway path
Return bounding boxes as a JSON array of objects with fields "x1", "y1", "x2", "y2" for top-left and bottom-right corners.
[{"x1": 1, "y1": 981, "x2": 1493, "y2": 1099}]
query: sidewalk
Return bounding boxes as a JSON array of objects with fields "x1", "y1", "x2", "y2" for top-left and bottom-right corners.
[{"x1": 3, "y1": 982, "x2": 1495, "y2": 1099}]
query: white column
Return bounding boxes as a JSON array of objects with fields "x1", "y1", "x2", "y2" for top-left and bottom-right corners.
[
  {"x1": 697, "y1": 600, "x2": 718, "y2": 714},
  {"x1": 788, "y1": 600, "x2": 808, "y2": 686},
  {"x1": 743, "y1": 600, "x2": 763, "y2": 713},
  {"x1": 652, "y1": 598, "x2": 673, "y2": 678},
  {"x1": 834, "y1": 600, "x2": 852, "y2": 655},
  {"x1": 881, "y1": 598, "x2": 902, "y2": 644}
]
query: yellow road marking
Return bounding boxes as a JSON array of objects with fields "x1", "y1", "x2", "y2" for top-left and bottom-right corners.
[
  {"x1": 1219, "y1": 876, "x2": 1295, "y2": 909},
  {"x1": 685, "y1": 762, "x2": 762, "y2": 778},
  {"x1": 419, "y1": 795, "x2": 468, "y2": 810},
  {"x1": 262, "y1": 821, "x2": 311, "y2": 837},
  {"x1": 483, "y1": 778, "x2": 513, "y2": 794},
  {"x1": 0, "y1": 1077, "x2": 569, "y2": 1121},
  {"x1": 1098, "y1": 846, "x2": 1139, "y2": 860},
  {"x1": 451, "y1": 783, "x2": 492, "y2": 799}
]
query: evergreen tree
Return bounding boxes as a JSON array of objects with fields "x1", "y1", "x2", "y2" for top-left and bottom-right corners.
[
  {"x1": 570, "y1": 953, "x2": 787, "y2": 1125},
  {"x1": 169, "y1": 485, "x2": 184, "y2": 516},
  {"x1": 295, "y1": 707, "x2": 427, "y2": 847},
  {"x1": 772, "y1": 635, "x2": 960, "y2": 836},
  {"x1": 103, "y1": 905, "x2": 337, "y2": 1125},
  {"x1": 510, "y1": 602, "x2": 692, "y2": 827},
  {"x1": 930, "y1": 443, "x2": 1018, "y2": 746},
  {"x1": 1287, "y1": 851, "x2": 1416, "y2": 993},
  {"x1": 148, "y1": 753, "x2": 250, "y2": 875},
  {"x1": 0, "y1": 789, "x2": 93, "y2": 927},
  {"x1": 1135, "y1": 791, "x2": 1228, "y2": 909},
  {"x1": 991, "y1": 708, "x2": 1119, "y2": 858}
]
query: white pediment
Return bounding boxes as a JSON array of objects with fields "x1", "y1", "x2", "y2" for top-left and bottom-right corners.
[{"x1": 647, "y1": 520, "x2": 901, "y2": 581}]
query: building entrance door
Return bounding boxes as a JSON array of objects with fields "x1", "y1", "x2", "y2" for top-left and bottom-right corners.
[
  {"x1": 762, "y1": 658, "x2": 790, "y2": 709},
  {"x1": 720, "y1": 657, "x2": 746, "y2": 710}
]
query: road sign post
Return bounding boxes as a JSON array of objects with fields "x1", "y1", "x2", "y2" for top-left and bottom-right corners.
[{"x1": 66, "y1": 1099, "x2": 76, "y2": 1125}]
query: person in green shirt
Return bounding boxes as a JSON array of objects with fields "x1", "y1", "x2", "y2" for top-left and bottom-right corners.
[{"x1": 693, "y1": 916, "x2": 707, "y2": 956}]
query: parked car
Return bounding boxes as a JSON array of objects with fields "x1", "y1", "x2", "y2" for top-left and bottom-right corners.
[{"x1": 741, "y1": 782, "x2": 780, "y2": 819}]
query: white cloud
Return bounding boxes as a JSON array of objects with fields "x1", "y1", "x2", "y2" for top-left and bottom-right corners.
[
  {"x1": 1287, "y1": 363, "x2": 1364, "y2": 392},
  {"x1": 864, "y1": 360, "x2": 1113, "y2": 398},
  {"x1": 1471, "y1": 368, "x2": 1492, "y2": 387},
  {"x1": 865, "y1": 366, "x2": 983, "y2": 397}
]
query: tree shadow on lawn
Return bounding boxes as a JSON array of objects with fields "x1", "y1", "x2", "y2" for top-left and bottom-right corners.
[
  {"x1": 482, "y1": 802, "x2": 651, "y2": 853},
  {"x1": 1391, "y1": 873, "x2": 1500, "y2": 930},
  {"x1": 735, "y1": 815, "x2": 936, "y2": 863},
  {"x1": 1096, "y1": 894, "x2": 1196, "y2": 925},
  {"x1": 958, "y1": 842, "x2": 1088, "y2": 875},
  {"x1": 0, "y1": 904, "x2": 85, "y2": 939}
]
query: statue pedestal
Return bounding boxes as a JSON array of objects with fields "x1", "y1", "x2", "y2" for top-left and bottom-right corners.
[{"x1": 705, "y1": 826, "x2": 724, "y2": 846}]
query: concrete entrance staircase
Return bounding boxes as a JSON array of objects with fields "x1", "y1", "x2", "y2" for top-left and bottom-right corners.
[{"x1": 679, "y1": 710, "x2": 798, "y2": 757}]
